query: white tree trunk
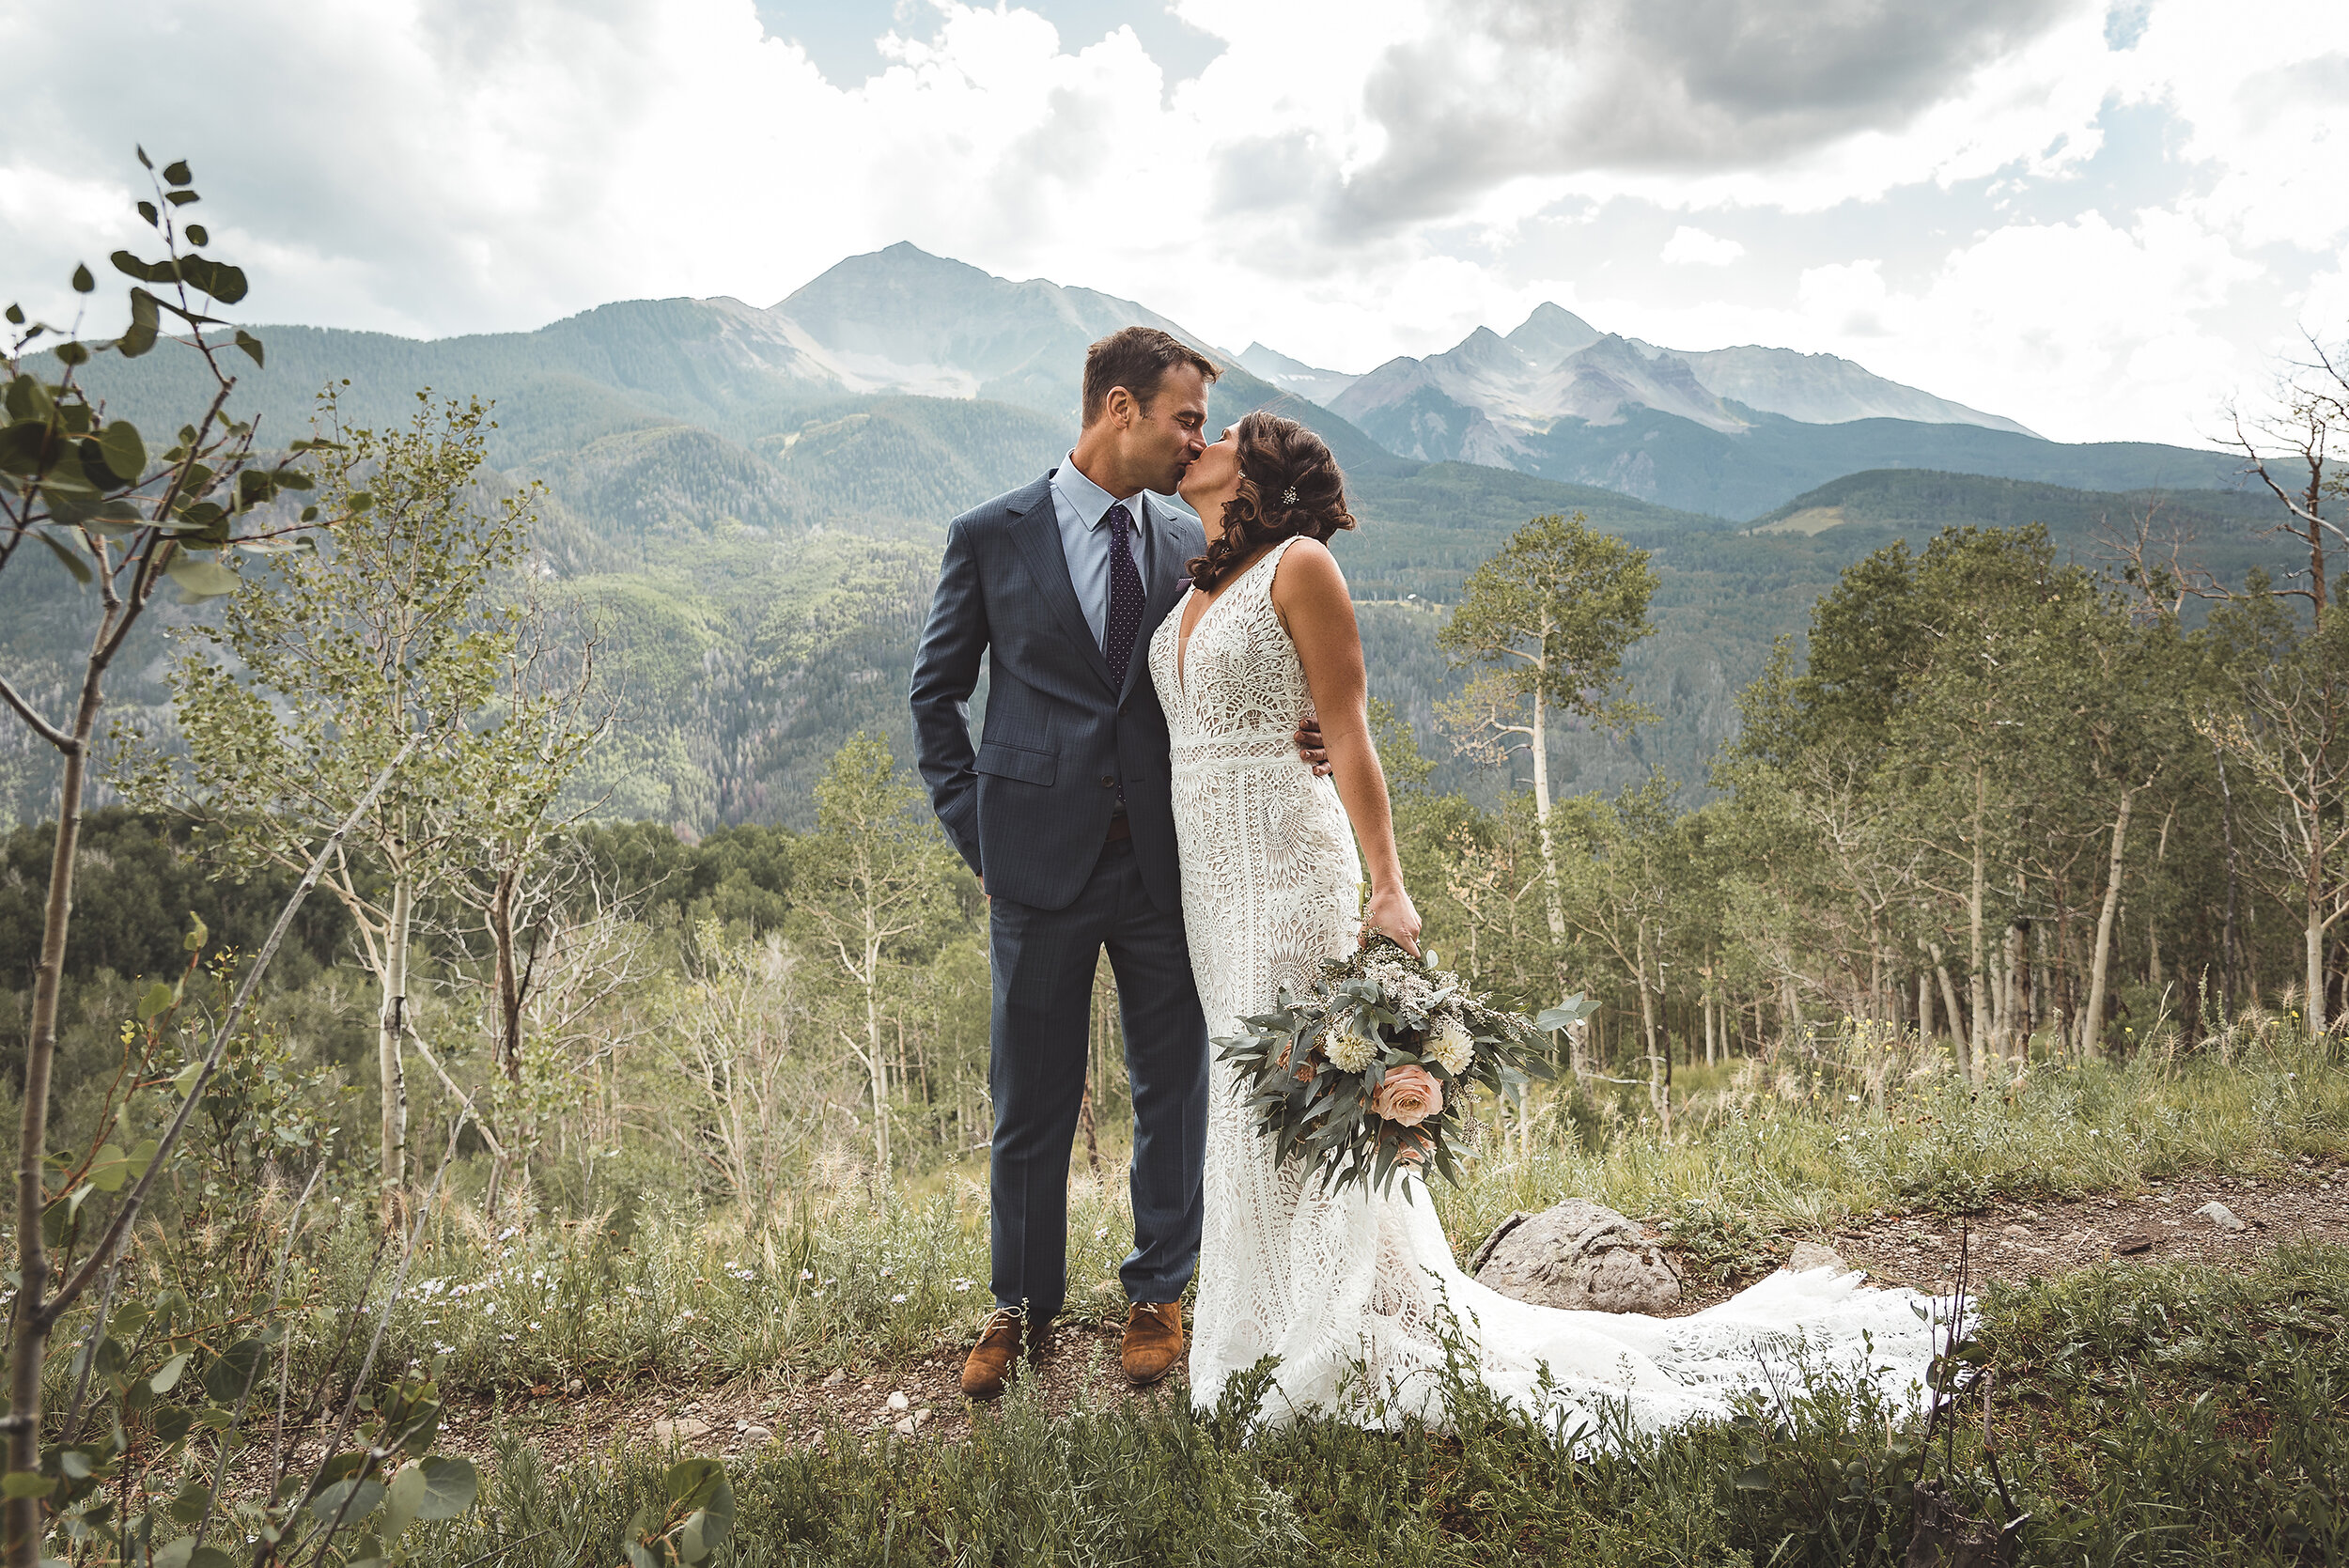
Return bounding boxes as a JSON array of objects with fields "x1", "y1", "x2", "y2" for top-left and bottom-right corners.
[
  {"x1": 2307, "y1": 908, "x2": 2326, "y2": 1044},
  {"x1": 1531, "y1": 684, "x2": 1565, "y2": 944},
  {"x1": 1966, "y1": 769, "x2": 1987, "y2": 1084},
  {"x1": 2081, "y1": 785, "x2": 2134, "y2": 1059},
  {"x1": 377, "y1": 874, "x2": 412, "y2": 1212}
]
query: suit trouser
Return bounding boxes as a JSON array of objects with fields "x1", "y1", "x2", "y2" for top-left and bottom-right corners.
[{"x1": 987, "y1": 834, "x2": 1207, "y2": 1319}]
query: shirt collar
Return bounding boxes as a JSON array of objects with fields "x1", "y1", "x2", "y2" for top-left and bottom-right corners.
[{"x1": 1056, "y1": 454, "x2": 1143, "y2": 533}]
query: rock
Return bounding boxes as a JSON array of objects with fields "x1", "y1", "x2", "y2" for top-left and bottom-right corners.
[
  {"x1": 740, "y1": 1424, "x2": 775, "y2": 1449},
  {"x1": 1783, "y1": 1240, "x2": 1853, "y2": 1276},
  {"x1": 821, "y1": 1368, "x2": 848, "y2": 1388},
  {"x1": 1999, "y1": 1223, "x2": 2030, "y2": 1236},
  {"x1": 651, "y1": 1417, "x2": 714, "y2": 1447},
  {"x1": 886, "y1": 1390, "x2": 910, "y2": 1413},
  {"x1": 893, "y1": 1416, "x2": 918, "y2": 1437},
  {"x1": 564, "y1": 1377, "x2": 584, "y2": 1396},
  {"x1": 2197, "y1": 1202, "x2": 2248, "y2": 1233},
  {"x1": 1470, "y1": 1200, "x2": 1681, "y2": 1313},
  {"x1": 2113, "y1": 1232, "x2": 2155, "y2": 1255}
]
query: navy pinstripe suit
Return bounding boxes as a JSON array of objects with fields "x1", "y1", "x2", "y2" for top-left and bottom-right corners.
[{"x1": 910, "y1": 471, "x2": 1209, "y2": 1316}]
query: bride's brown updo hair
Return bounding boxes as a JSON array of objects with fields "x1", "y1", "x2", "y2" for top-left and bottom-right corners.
[{"x1": 1188, "y1": 411, "x2": 1357, "y2": 592}]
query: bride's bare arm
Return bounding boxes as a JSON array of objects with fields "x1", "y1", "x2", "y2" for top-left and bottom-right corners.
[{"x1": 1271, "y1": 538, "x2": 1423, "y2": 954}]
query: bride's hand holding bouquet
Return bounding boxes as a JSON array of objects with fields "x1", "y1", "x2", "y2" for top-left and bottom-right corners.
[{"x1": 1215, "y1": 932, "x2": 1594, "y2": 1197}]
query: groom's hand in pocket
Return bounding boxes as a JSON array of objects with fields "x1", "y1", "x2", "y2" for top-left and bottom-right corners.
[{"x1": 1294, "y1": 717, "x2": 1331, "y2": 776}]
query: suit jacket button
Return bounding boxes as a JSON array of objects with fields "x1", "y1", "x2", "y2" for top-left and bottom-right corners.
[{"x1": 1099, "y1": 774, "x2": 1115, "y2": 788}]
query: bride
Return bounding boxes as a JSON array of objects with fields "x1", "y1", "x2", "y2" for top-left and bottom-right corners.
[{"x1": 1152, "y1": 411, "x2": 1939, "y2": 1433}]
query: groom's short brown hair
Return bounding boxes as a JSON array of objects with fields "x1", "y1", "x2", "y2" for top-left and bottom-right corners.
[{"x1": 1082, "y1": 327, "x2": 1219, "y2": 427}]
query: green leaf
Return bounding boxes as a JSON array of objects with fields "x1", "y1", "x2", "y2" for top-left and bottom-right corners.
[
  {"x1": 137, "y1": 981, "x2": 177, "y2": 1020},
  {"x1": 412, "y1": 1454, "x2": 477, "y2": 1521},
  {"x1": 662, "y1": 1459, "x2": 732, "y2": 1563},
  {"x1": 87, "y1": 1145, "x2": 129, "y2": 1193},
  {"x1": 232, "y1": 330, "x2": 264, "y2": 368},
  {"x1": 96, "y1": 421, "x2": 146, "y2": 484},
  {"x1": 118, "y1": 289, "x2": 160, "y2": 359},
  {"x1": 309, "y1": 1476, "x2": 385, "y2": 1524},
  {"x1": 70, "y1": 264, "x2": 94, "y2": 294},
  {"x1": 148, "y1": 1352, "x2": 191, "y2": 1394},
  {"x1": 347, "y1": 490, "x2": 373, "y2": 514},
  {"x1": 0, "y1": 1472, "x2": 54, "y2": 1499},
  {"x1": 163, "y1": 160, "x2": 193, "y2": 186},
  {"x1": 202, "y1": 1339, "x2": 265, "y2": 1403},
  {"x1": 379, "y1": 1465, "x2": 426, "y2": 1544},
  {"x1": 54, "y1": 340, "x2": 88, "y2": 367},
  {"x1": 164, "y1": 190, "x2": 201, "y2": 208},
  {"x1": 137, "y1": 145, "x2": 152, "y2": 169},
  {"x1": 5, "y1": 303, "x2": 21, "y2": 324},
  {"x1": 111, "y1": 250, "x2": 174, "y2": 285},
  {"x1": 137, "y1": 200, "x2": 159, "y2": 228},
  {"x1": 182, "y1": 911, "x2": 209, "y2": 952},
  {"x1": 165, "y1": 554, "x2": 239, "y2": 601},
  {"x1": 35, "y1": 531, "x2": 90, "y2": 586},
  {"x1": 185, "y1": 224, "x2": 209, "y2": 247}
]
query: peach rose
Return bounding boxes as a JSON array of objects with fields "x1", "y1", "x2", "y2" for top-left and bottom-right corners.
[{"x1": 1368, "y1": 1063, "x2": 1443, "y2": 1127}]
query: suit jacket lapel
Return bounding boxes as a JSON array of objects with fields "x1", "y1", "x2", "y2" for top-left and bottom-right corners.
[
  {"x1": 1008, "y1": 474, "x2": 1117, "y2": 691},
  {"x1": 1121, "y1": 494, "x2": 1192, "y2": 701}
]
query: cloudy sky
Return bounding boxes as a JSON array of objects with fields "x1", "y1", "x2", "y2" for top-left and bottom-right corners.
[{"x1": 5, "y1": 0, "x2": 2343, "y2": 444}]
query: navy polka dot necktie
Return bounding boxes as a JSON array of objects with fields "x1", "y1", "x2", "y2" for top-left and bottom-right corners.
[{"x1": 1103, "y1": 503, "x2": 1143, "y2": 802}]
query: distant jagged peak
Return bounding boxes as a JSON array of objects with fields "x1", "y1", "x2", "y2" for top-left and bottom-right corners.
[
  {"x1": 1505, "y1": 303, "x2": 1603, "y2": 368},
  {"x1": 1235, "y1": 343, "x2": 1361, "y2": 406}
]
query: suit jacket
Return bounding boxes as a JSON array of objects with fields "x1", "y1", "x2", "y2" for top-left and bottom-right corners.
[{"x1": 910, "y1": 471, "x2": 1203, "y2": 913}]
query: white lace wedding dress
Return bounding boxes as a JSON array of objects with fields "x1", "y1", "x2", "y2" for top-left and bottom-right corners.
[{"x1": 1148, "y1": 537, "x2": 1943, "y2": 1436}]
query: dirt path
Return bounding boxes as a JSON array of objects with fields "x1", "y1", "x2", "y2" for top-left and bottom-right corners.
[{"x1": 436, "y1": 1159, "x2": 2349, "y2": 1472}]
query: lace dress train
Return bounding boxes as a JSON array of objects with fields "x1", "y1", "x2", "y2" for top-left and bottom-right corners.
[{"x1": 1148, "y1": 538, "x2": 1940, "y2": 1434}]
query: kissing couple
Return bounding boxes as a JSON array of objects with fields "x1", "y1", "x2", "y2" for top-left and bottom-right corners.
[{"x1": 910, "y1": 328, "x2": 1937, "y2": 1430}]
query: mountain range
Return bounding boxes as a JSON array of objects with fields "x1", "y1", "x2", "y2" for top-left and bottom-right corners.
[{"x1": 6, "y1": 242, "x2": 2279, "y2": 834}]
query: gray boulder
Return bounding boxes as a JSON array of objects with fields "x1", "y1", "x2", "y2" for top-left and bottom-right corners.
[{"x1": 1469, "y1": 1199, "x2": 1683, "y2": 1312}]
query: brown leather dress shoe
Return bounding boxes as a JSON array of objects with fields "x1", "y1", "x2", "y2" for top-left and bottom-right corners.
[
  {"x1": 961, "y1": 1307, "x2": 1025, "y2": 1401},
  {"x1": 1121, "y1": 1300, "x2": 1184, "y2": 1386}
]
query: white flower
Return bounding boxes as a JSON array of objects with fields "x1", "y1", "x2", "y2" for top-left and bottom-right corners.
[
  {"x1": 1325, "y1": 1024, "x2": 1378, "y2": 1074},
  {"x1": 800, "y1": 1269, "x2": 815, "y2": 1281},
  {"x1": 953, "y1": 1281, "x2": 972, "y2": 1294},
  {"x1": 1428, "y1": 1017, "x2": 1474, "y2": 1076},
  {"x1": 890, "y1": 1293, "x2": 908, "y2": 1305}
]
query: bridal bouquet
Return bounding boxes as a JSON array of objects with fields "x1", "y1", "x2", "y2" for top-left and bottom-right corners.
[{"x1": 1215, "y1": 935, "x2": 1595, "y2": 1197}]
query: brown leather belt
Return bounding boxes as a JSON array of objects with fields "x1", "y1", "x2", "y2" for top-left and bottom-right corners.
[{"x1": 1104, "y1": 815, "x2": 1131, "y2": 843}]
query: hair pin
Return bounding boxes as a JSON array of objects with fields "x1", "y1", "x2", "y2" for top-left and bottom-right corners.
[{"x1": 1281, "y1": 487, "x2": 1299, "y2": 505}]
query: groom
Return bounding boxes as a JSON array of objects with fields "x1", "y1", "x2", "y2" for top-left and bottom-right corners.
[{"x1": 910, "y1": 327, "x2": 1221, "y2": 1400}]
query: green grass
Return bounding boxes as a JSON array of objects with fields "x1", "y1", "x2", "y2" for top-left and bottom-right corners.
[
  {"x1": 215, "y1": 1023, "x2": 2349, "y2": 1400},
  {"x1": 373, "y1": 1244, "x2": 2349, "y2": 1566}
]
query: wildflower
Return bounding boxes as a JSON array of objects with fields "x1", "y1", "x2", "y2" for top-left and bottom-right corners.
[
  {"x1": 800, "y1": 1269, "x2": 815, "y2": 1281},
  {"x1": 1326, "y1": 1024, "x2": 1378, "y2": 1074},
  {"x1": 891, "y1": 1293, "x2": 909, "y2": 1305},
  {"x1": 1428, "y1": 1017, "x2": 1474, "y2": 1076},
  {"x1": 953, "y1": 1281, "x2": 972, "y2": 1294}
]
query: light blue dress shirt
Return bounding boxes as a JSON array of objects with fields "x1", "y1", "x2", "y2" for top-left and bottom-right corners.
[{"x1": 1050, "y1": 455, "x2": 1154, "y2": 653}]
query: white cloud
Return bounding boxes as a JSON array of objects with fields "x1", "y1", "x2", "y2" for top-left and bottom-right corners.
[
  {"x1": 0, "y1": 0, "x2": 2341, "y2": 448},
  {"x1": 1660, "y1": 225, "x2": 1745, "y2": 267}
]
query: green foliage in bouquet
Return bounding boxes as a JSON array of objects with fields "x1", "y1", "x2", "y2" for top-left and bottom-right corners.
[{"x1": 1216, "y1": 935, "x2": 1597, "y2": 1197}]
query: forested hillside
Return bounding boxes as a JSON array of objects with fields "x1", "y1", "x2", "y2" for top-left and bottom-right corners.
[{"x1": 3, "y1": 234, "x2": 2292, "y2": 834}]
